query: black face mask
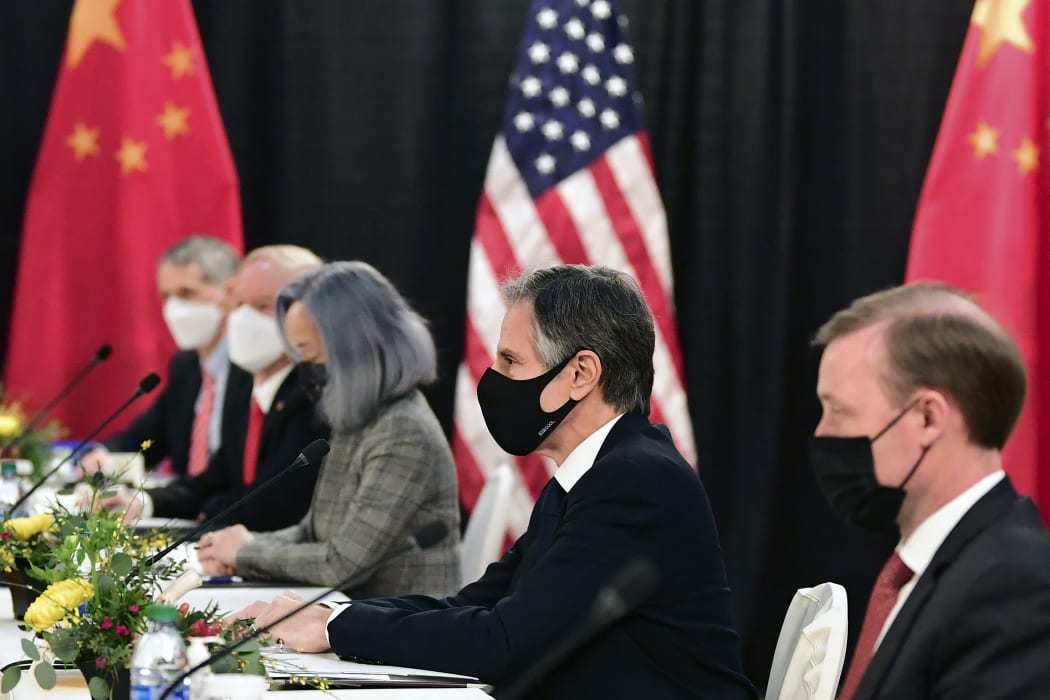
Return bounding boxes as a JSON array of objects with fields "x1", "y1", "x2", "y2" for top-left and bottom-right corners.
[
  {"x1": 476, "y1": 353, "x2": 580, "y2": 456},
  {"x1": 809, "y1": 401, "x2": 929, "y2": 535},
  {"x1": 298, "y1": 362, "x2": 327, "y2": 403}
]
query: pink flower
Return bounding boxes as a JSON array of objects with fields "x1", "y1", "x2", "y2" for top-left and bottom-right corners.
[
  {"x1": 115, "y1": 625, "x2": 130, "y2": 637},
  {"x1": 128, "y1": 604, "x2": 140, "y2": 613},
  {"x1": 99, "y1": 617, "x2": 113, "y2": 630},
  {"x1": 95, "y1": 657, "x2": 106, "y2": 670},
  {"x1": 0, "y1": 531, "x2": 10, "y2": 540}
]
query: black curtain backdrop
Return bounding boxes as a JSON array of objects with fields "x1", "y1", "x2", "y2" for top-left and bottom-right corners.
[{"x1": 0, "y1": 0, "x2": 971, "y2": 685}]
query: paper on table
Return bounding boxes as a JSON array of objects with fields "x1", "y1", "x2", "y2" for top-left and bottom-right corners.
[{"x1": 264, "y1": 651, "x2": 478, "y2": 683}]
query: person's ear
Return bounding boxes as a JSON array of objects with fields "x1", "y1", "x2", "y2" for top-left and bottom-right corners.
[
  {"x1": 915, "y1": 389, "x2": 950, "y2": 447},
  {"x1": 568, "y1": 350, "x2": 602, "y2": 400}
]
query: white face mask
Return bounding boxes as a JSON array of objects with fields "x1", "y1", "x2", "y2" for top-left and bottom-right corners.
[
  {"x1": 227, "y1": 305, "x2": 287, "y2": 373},
  {"x1": 162, "y1": 297, "x2": 224, "y2": 350}
]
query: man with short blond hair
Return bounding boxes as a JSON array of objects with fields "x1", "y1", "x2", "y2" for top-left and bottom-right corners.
[{"x1": 810, "y1": 281, "x2": 1050, "y2": 699}]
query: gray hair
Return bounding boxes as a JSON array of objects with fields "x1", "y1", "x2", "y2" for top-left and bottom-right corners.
[
  {"x1": 502, "y1": 265, "x2": 655, "y2": 415},
  {"x1": 159, "y1": 235, "x2": 239, "y2": 285},
  {"x1": 276, "y1": 261, "x2": 437, "y2": 431}
]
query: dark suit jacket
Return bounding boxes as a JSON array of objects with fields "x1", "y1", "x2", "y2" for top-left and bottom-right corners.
[
  {"x1": 852, "y1": 477, "x2": 1050, "y2": 699},
  {"x1": 327, "y1": 411, "x2": 755, "y2": 698},
  {"x1": 148, "y1": 365, "x2": 330, "y2": 532},
  {"x1": 105, "y1": 351, "x2": 253, "y2": 476}
]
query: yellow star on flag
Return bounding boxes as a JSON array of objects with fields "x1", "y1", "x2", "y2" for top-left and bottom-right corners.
[
  {"x1": 1011, "y1": 137, "x2": 1039, "y2": 174},
  {"x1": 66, "y1": 0, "x2": 127, "y2": 69},
  {"x1": 66, "y1": 122, "x2": 101, "y2": 161},
  {"x1": 968, "y1": 120, "x2": 1000, "y2": 159},
  {"x1": 163, "y1": 42, "x2": 195, "y2": 79},
  {"x1": 115, "y1": 137, "x2": 147, "y2": 175},
  {"x1": 156, "y1": 102, "x2": 190, "y2": 139},
  {"x1": 971, "y1": 0, "x2": 1034, "y2": 67}
]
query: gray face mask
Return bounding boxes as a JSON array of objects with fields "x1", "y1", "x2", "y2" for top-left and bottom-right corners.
[{"x1": 809, "y1": 401, "x2": 929, "y2": 535}]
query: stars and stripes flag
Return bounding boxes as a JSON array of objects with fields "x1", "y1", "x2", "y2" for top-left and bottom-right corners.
[
  {"x1": 907, "y1": 0, "x2": 1049, "y2": 519},
  {"x1": 453, "y1": 0, "x2": 696, "y2": 534}
]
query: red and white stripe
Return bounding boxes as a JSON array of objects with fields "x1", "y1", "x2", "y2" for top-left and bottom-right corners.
[{"x1": 454, "y1": 133, "x2": 696, "y2": 534}]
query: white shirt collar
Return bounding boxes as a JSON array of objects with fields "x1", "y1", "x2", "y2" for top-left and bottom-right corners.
[
  {"x1": 897, "y1": 470, "x2": 1005, "y2": 577},
  {"x1": 251, "y1": 363, "x2": 294, "y2": 414},
  {"x1": 553, "y1": 414, "x2": 624, "y2": 493},
  {"x1": 199, "y1": 333, "x2": 229, "y2": 378}
]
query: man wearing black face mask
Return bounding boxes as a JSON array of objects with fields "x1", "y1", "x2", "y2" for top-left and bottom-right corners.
[
  {"x1": 811, "y1": 282, "x2": 1050, "y2": 700},
  {"x1": 232, "y1": 264, "x2": 755, "y2": 699}
]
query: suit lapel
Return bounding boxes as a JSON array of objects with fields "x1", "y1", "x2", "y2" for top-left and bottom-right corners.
[
  {"x1": 258, "y1": 366, "x2": 303, "y2": 462},
  {"x1": 852, "y1": 478, "x2": 1020, "y2": 700}
]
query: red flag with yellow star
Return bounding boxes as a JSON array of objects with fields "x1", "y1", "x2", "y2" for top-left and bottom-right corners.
[
  {"x1": 3, "y1": 0, "x2": 242, "y2": 437},
  {"x1": 908, "y1": 0, "x2": 1049, "y2": 516}
]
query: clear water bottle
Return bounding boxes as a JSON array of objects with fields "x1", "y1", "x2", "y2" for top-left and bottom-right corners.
[
  {"x1": 0, "y1": 461, "x2": 25, "y2": 518},
  {"x1": 130, "y1": 605, "x2": 189, "y2": 700}
]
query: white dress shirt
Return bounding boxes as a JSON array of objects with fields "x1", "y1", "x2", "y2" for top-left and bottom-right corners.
[
  {"x1": 251, "y1": 362, "x2": 294, "y2": 414},
  {"x1": 874, "y1": 469, "x2": 1006, "y2": 649}
]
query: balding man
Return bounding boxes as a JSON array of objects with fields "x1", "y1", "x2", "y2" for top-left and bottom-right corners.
[{"x1": 810, "y1": 282, "x2": 1050, "y2": 699}]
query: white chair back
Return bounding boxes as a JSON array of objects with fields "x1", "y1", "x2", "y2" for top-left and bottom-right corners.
[
  {"x1": 766, "y1": 582, "x2": 848, "y2": 700},
  {"x1": 460, "y1": 464, "x2": 515, "y2": 586}
]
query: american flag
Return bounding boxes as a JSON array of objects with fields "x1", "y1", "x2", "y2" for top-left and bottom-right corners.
[{"x1": 453, "y1": 0, "x2": 696, "y2": 534}]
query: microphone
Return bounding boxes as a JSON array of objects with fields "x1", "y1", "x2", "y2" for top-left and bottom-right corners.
[
  {"x1": 0, "y1": 344, "x2": 113, "y2": 454},
  {"x1": 158, "y1": 520, "x2": 451, "y2": 700},
  {"x1": 142, "y1": 439, "x2": 331, "y2": 567},
  {"x1": 493, "y1": 558, "x2": 662, "y2": 700},
  {"x1": 4, "y1": 373, "x2": 160, "y2": 518}
]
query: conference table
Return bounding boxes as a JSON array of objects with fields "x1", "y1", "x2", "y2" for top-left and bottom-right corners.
[{"x1": 0, "y1": 585, "x2": 488, "y2": 700}]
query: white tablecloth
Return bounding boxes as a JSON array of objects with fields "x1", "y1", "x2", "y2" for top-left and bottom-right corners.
[{"x1": 0, "y1": 586, "x2": 487, "y2": 700}]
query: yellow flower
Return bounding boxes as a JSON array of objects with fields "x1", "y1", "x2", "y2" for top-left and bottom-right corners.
[
  {"x1": 23, "y1": 578, "x2": 94, "y2": 631},
  {"x1": 4, "y1": 513, "x2": 55, "y2": 541},
  {"x1": 0, "y1": 413, "x2": 20, "y2": 438},
  {"x1": 0, "y1": 548, "x2": 14, "y2": 572}
]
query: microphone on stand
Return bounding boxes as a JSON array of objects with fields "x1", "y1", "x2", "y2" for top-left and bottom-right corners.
[
  {"x1": 4, "y1": 373, "x2": 160, "y2": 518},
  {"x1": 157, "y1": 521, "x2": 451, "y2": 700},
  {"x1": 0, "y1": 344, "x2": 113, "y2": 454},
  {"x1": 492, "y1": 558, "x2": 662, "y2": 700},
  {"x1": 141, "y1": 439, "x2": 331, "y2": 567}
]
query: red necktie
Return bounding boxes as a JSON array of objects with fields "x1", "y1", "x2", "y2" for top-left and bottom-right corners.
[
  {"x1": 242, "y1": 399, "x2": 264, "y2": 485},
  {"x1": 186, "y1": 368, "x2": 214, "y2": 476},
  {"x1": 838, "y1": 552, "x2": 914, "y2": 700}
]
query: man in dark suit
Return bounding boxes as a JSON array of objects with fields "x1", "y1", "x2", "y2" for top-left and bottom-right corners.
[
  {"x1": 238, "y1": 265, "x2": 754, "y2": 698},
  {"x1": 809, "y1": 282, "x2": 1050, "y2": 699},
  {"x1": 102, "y1": 245, "x2": 329, "y2": 534},
  {"x1": 82, "y1": 236, "x2": 241, "y2": 477}
]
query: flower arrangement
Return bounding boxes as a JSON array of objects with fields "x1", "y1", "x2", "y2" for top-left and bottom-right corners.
[
  {"x1": 0, "y1": 512, "x2": 55, "y2": 573},
  {"x1": 0, "y1": 392, "x2": 65, "y2": 481}
]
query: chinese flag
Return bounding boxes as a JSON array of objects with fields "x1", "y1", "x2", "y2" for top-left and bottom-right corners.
[
  {"x1": 3, "y1": 0, "x2": 242, "y2": 437},
  {"x1": 908, "y1": 0, "x2": 1049, "y2": 515}
]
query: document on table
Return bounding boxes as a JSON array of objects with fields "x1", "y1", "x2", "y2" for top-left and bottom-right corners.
[{"x1": 264, "y1": 651, "x2": 478, "y2": 687}]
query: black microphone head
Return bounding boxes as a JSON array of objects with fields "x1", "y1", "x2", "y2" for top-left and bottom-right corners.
[
  {"x1": 590, "y1": 558, "x2": 661, "y2": 623},
  {"x1": 410, "y1": 521, "x2": 449, "y2": 550},
  {"x1": 300, "y1": 439, "x2": 330, "y2": 466},
  {"x1": 95, "y1": 344, "x2": 113, "y2": 361},
  {"x1": 139, "y1": 373, "x2": 161, "y2": 394}
]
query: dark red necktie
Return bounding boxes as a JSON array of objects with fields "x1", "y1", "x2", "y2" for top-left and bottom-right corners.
[
  {"x1": 838, "y1": 552, "x2": 914, "y2": 699},
  {"x1": 242, "y1": 399, "x2": 264, "y2": 485}
]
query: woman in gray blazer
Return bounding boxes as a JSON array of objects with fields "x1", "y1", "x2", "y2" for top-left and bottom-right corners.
[{"x1": 198, "y1": 261, "x2": 461, "y2": 598}]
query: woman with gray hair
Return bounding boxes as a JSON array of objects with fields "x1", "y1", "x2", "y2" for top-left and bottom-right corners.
[{"x1": 198, "y1": 261, "x2": 461, "y2": 597}]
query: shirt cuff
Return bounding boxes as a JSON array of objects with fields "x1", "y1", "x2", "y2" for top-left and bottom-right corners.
[{"x1": 324, "y1": 602, "x2": 352, "y2": 647}]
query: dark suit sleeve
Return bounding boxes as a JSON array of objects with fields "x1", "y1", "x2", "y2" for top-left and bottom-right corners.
[
  {"x1": 932, "y1": 560, "x2": 1050, "y2": 698},
  {"x1": 147, "y1": 450, "x2": 230, "y2": 520},
  {"x1": 326, "y1": 459, "x2": 661, "y2": 683},
  {"x1": 103, "y1": 356, "x2": 182, "y2": 467}
]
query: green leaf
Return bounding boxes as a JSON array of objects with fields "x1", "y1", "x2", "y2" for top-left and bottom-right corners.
[
  {"x1": 109, "y1": 552, "x2": 133, "y2": 577},
  {"x1": 88, "y1": 677, "x2": 110, "y2": 700},
  {"x1": 49, "y1": 635, "x2": 80, "y2": 663},
  {"x1": 98, "y1": 574, "x2": 115, "y2": 595},
  {"x1": 236, "y1": 640, "x2": 260, "y2": 654},
  {"x1": 1, "y1": 666, "x2": 21, "y2": 693},
  {"x1": 20, "y1": 637, "x2": 40, "y2": 660},
  {"x1": 34, "y1": 662, "x2": 57, "y2": 690}
]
